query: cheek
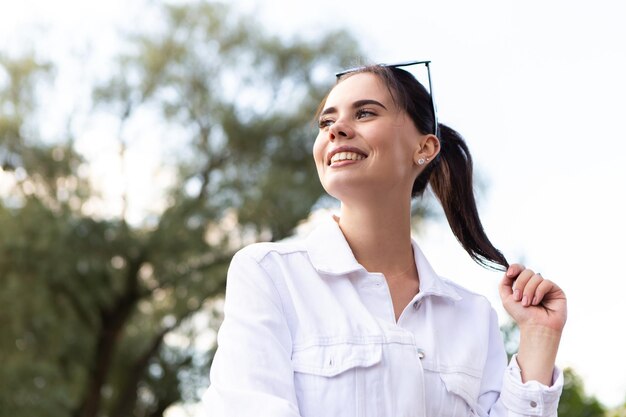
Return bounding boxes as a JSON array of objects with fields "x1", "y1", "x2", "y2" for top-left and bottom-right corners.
[
  {"x1": 312, "y1": 133, "x2": 325, "y2": 167},
  {"x1": 370, "y1": 133, "x2": 417, "y2": 178}
]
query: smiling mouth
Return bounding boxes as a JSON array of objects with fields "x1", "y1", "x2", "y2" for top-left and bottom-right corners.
[{"x1": 329, "y1": 151, "x2": 367, "y2": 165}]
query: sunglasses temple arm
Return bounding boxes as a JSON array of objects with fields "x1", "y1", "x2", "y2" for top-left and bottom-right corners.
[{"x1": 425, "y1": 62, "x2": 440, "y2": 138}]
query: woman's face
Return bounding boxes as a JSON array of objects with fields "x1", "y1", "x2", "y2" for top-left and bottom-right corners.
[{"x1": 313, "y1": 73, "x2": 425, "y2": 202}]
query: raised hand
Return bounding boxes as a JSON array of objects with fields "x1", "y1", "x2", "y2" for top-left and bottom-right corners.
[
  {"x1": 498, "y1": 263, "x2": 567, "y2": 385},
  {"x1": 499, "y1": 263, "x2": 567, "y2": 332}
]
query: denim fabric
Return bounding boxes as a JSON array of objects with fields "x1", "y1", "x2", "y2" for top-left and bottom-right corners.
[{"x1": 203, "y1": 217, "x2": 563, "y2": 417}]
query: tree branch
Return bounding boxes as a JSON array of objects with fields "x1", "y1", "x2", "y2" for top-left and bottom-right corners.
[
  {"x1": 74, "y1": 252, "x2": 145, "y2": 417},
  {"x1": 109, "y1": 325, "x2": 171, "y2": 417}
]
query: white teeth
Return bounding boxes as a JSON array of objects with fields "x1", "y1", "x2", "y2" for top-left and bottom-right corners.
[{"x1": 330, "y1": 152, "x2": 365, "y2": 164}]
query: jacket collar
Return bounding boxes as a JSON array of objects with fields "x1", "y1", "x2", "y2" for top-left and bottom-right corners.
[{"x1": 305, "y1": 216, "x2": 462, "y2": 301}]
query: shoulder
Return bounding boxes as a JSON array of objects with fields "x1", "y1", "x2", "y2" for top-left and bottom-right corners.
[
  {"x1": 232, "y1": 239, "x2": 308, "y2": 265},
  {"x1": 439, "y1": 275, "x2": 496, "y2": 313},
  {"x1": 442, "y1": 276, "x2": 490, "y2": 301},
  {"x1": 225, "y1": 240, "x2": 309, "y2": 297},
  {"x1": 226, "y1": 239, "x2": 317, "y2": 308}
]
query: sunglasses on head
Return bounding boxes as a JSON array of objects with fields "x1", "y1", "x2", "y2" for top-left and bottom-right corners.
[{"x1": 335, "y1": 60, "x2": 440, "y2": 138}]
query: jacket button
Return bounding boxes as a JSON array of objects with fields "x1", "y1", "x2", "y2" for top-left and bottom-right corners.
[
  {"x1": 417, "y1": 349, "x2": 425, "y2": 359},
  {"x1": 530, "y1": 401, "x2": 537, "y2": 408}
]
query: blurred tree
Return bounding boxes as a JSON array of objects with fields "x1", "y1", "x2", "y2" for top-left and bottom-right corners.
[
  {"x1": 500, "y1": 321, "x2": 606, "y2": 417},
  {"x1": 0, "y1": 2, "x2": 361, "y2": 417},
  {"x1": 500, "y1": 320, "x2": 520, "y2": 362},
  {"x1": 558, "y1": 368, "x2": 606, "y2": 417}
]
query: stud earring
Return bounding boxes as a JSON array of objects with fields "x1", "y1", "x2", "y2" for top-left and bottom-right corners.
[{"x1": 417, "y1": 158, "x2": 425, "y2": 165}]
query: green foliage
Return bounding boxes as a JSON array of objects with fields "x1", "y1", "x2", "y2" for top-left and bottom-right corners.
[
  {"x1": 0, "y1": 2, "x2": 361, "y2": 417},
  {"x1": 559, "y1": 368, "x2": 606, "y2": 417}
]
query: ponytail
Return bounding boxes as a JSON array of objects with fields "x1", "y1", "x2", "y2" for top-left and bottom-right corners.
[{"x1": 425, "y1": 123, "x2": 509, "y2": 271}]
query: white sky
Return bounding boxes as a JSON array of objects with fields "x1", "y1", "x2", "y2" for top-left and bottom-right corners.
[{"x1": 2, "y1": 0, "x2": 625, "y2": 409}]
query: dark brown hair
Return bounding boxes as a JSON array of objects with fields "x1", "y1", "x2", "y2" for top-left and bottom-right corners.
[{"x1": 332, "y1": 65, "x2": 509, "y2": 271}]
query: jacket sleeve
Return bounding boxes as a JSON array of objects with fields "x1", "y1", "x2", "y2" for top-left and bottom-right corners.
[
  {"x1": 477, "y1": 309, "x2": 564, "y2": 417},
  {"x1": 202, "y1": 250, "x2": 302, "y2": 416}
]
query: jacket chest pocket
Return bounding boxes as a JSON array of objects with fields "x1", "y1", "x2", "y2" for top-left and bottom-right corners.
[
  {"x1": 291, "y1": 343, "x2": 383, "y2": 417},
  {"x1": 440, "y1": 371, "x2": 481, "y2": 416},
  {"x1": 423, "y1": 362, "x2": 481, "y2": 417}
]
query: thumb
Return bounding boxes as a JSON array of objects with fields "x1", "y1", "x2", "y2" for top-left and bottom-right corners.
[
  {"x1": 499, "y1": 274, "x2": 515, "y2": 300},
  {"x1": 498, "y1": 263, "x2": 523, "y2": 300}
]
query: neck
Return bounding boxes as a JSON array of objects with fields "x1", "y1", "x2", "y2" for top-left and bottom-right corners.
[{"x1": 337, "y1": 196, "x2": 415, "y2": 276}]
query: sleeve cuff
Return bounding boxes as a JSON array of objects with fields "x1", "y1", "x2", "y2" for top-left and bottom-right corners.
[{"x1": 500, "y1": 354, "x2": 564, "y2": 416}]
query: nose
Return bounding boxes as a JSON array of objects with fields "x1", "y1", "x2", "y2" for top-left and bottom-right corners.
[{"x1": 328, "y1": 120, "x2": 354, "y2": 141}]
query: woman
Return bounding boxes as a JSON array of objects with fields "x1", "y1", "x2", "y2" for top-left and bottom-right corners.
[{"x1": 204, "y1": 62, "x2": 567, "y2": 416}]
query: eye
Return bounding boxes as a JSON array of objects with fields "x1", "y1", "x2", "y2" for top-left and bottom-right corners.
[
  {"x1": 355, "y1": 108, "x2": 376, "y2": 119},
  {"x1": 318, "y1": 118, "x2": 334, "y2": 128}
]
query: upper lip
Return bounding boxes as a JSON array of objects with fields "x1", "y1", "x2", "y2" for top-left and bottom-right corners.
[{"x1": 326, "y1": 146, "x2": 368, "y2": 165}]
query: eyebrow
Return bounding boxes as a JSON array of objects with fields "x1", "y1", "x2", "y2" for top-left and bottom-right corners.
[{"x1": 320, "y1": 99, "x2": 388, "y2": 117}]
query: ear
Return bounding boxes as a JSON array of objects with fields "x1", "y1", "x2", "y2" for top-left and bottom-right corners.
[{"x1": 413, "y1": 134, "x2": 441, "y2": 166}]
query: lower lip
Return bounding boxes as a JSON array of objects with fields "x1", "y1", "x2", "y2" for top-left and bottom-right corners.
[{"x1": 329, "y1": 159, "x2": 365, "y2": 168}]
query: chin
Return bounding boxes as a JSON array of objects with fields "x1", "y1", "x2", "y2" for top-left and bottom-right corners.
[{"x1": 322, "y1": 180, "x2": 372, "y2": 202}]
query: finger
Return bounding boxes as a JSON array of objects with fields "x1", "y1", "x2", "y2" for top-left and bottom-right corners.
[
  {"x1": 520, "y1": 273, "x2": 544, "y2": 306},
  {"x1": 532, "y1": 278, "x2": 556, "y2": 305},
  {"x1": 506, "y1": 263, "x2": 526, "y2": 279},
  {"x1": 511, "y1": 268, "x2": 535, "y2": 301}
]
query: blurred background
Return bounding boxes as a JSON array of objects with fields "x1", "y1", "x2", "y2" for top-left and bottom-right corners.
[{"x1": 1, "y1": 0, "x2": 625, "y2": 416}]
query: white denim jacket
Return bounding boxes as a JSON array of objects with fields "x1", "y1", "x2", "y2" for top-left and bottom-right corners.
[{"x1": 203, "y1": 217, "x2": 563, "y2": 417}]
